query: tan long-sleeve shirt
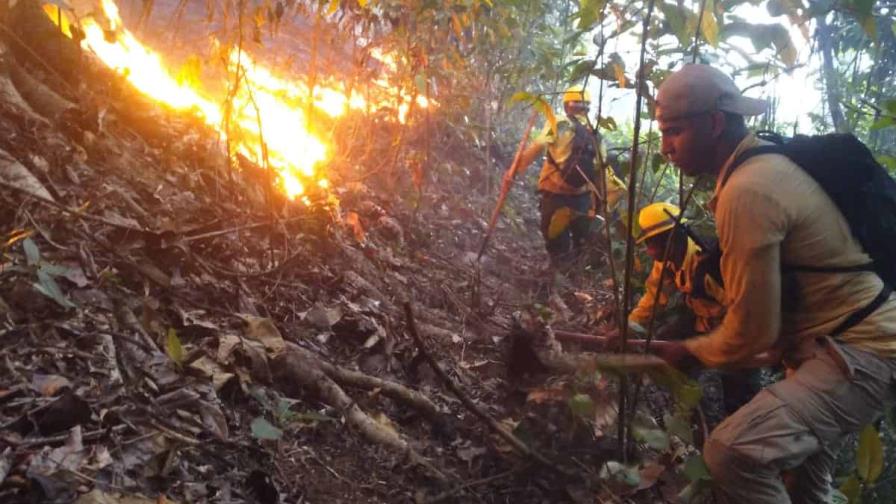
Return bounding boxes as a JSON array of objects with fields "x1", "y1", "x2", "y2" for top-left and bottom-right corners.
[{"x1": 683, "y1": 133, "x2": 896, "y2": 367}]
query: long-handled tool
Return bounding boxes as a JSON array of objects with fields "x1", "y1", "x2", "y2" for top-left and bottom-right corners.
[{"x1": 476, "y1": 110, "x2": 539, "y2": 261}]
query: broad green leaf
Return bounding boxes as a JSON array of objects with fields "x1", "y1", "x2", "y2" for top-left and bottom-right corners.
[
  {"x1": 878, "y1": 155, "x2": 896, "y2": 173},
  {"x1": 569, "y1": 59, "x2": 596, "y2": 83},
  {"x1": 831, "y1": 487, "x2": 850, "y2": 504},
  {"x1": 34, "y1": 270, "x2": 75, "y2": 309},
  {"x1": 602, "y1": 461, "x2": 641, "y2": 486},
  {"x1": 632, "y1": 426, "x2": 669, "y2": 450},
  {"x1": 510, "y1": 91, "x2": 536, "y2": 103},
  {"x1": 165, "y1": 328, "x2": 185, "y2": 366},
  {"x1": 23, "y1": 237, "x2": 40, "y2": 266},
  {"x1": 250, "y1": 417, "x2": 284, "y2": 440},
  {"x1": 568, "y1": 393, "x2": 595, "y2": 419},
  {"x1": 856, "y1": 424, "x2": 883, "y2": 483},
  {"x1": 660, "y1": 2, "x2": 690, "y2": 46},
  {"x1": 598, "y1": 115, "x2": 617, "y2": 131},
  {"x1": 664, "y1": 412, "x2": 693, "y2": 443},
  {"x1": 884, "y1": 99, "x2": 896, "y2": 115},
  {"x1": 871, "y1": 116, "x2": 894, "y2": 131},
  {"x1": 840, "y1": 474, "x2": 861, "y2": 504},
  {"x1": 683, "y1": 454, "x2": 711, "y2": 482},
  {"x1": 548, "y1": 207, "x2": 573, "y2": 240},
  {"x1": 700, "y1": 0, "x2": 720, "y2": 48},
  {"x1": 577, "y1": 0, "x2": 605, "y2": 30}
]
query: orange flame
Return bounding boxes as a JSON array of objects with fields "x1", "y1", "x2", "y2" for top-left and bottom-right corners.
[{"x1": 43, "y1": 0, "x2": 432, "y2": 200}]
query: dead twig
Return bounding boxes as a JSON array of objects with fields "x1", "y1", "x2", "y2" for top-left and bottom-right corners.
[
  {"x1": 16, "y1": 424, "x2": 128, "y2": 447},
  {"x1": 424, "y1": 467, "x2": 522, "y2": 504},
  {"x1": 403, "y1": 302, "x2": 569, "y2": 474}
]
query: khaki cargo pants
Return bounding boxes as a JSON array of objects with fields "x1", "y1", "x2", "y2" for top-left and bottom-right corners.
[{"x1": 704, "y1": 337, "x2": 896, "y2": 503}]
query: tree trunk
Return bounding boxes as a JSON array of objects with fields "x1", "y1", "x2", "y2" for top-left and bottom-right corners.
[{"x1": 818, "y1": 16, "x2": 849, "y2": 133}]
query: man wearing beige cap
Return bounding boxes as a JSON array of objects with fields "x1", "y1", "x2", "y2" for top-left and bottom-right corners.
[{"x1": 650, "y1": 64, "x2": 896, "y2": 503}]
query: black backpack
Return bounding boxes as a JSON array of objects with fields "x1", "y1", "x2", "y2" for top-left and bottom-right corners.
[
  {"x1": 728, "y1": 132, "x2": 896, "y2": 335},
  {"x1": 547, "y1": 116, "x2": 598, "y2": 187}
]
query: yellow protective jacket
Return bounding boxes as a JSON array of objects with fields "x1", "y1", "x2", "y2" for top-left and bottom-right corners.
[
  {"x1": 629, "y1": 238, "x2": 725, "y2": 334},
  {"x1": 534, "y1": 115, "x2": 626, "y2": 210}
]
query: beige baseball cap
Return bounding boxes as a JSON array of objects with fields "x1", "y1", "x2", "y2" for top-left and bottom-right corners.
[{"x1": 656, "y1": 64, "x2": 767, "y2": 121}]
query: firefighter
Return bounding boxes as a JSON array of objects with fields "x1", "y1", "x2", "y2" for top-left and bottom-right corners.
[
  {"x1": 650, "y1": 63, "x2": 896, "y2": 503},
  {"x1": 513, "y1": 86, "x2": 626, "y2": 268},
  {"x1": 626, "y1": 202, "x2": 761, "y2": 421}
]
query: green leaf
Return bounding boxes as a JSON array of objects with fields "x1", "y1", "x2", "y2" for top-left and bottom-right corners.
[
  {"x1": 683, "y1": 454, "x2": 711, "y2": 482},
  {"x1": 856, "y1": 424, "x2": 883, "y2": 483},
  {"x1": 165, "y1": 328, "x2": 185, "y2": 366},
  {"x1": 598, "y1": 115, "x2": 617, "y2": 131},
  {"x1": 510, "y1": 91, "x2": 535, "y2": 103},
  {"x1": 577, "y1": 0, "x2": 605, "y2": 30},
  {"x1": 831, "y1": 488, "x2": 850, "y2": 504},
  {"x1": 664, "y1": 412, "x2": 693, "y2": 443},
  {"x1": 569, "y1": 59, "x2": 596, "y2": 83},
  {"x1": 840, "y1": 474, "x2": 862, "y2": 504},
  {"x1": 632, "y1": 426, "x2": 669, "y2": 450},
  {"x1": 878, "y1": 155, "x2": 896, "y2": 174},
  {"x1": 700, "y1": 0, "x2": 719, "y2": 47},
  {"x1": 34, "y1": 269, "x2": 75, "y2": 309},
  {"x1": 23, "y1": 238, "x2": 40, "y2": 266},
  {"x1": 602, "y1": 461, "x2": 641, "y2": 486},
  {"x1": 250, "y1": 417, "x2": 284, "y2": 440},
  {"x1": 871, "y1": 116, "x2": 894, "y2": 131},
  {"x1": 568, "y1": 393, "x2": 595, "y2": 419},
  {"x1": 660, "y1": 2, "x2": 690, "y2": 46},
  {"x1": 884, "y1": 99, "x2": 896, "y2": 115}
]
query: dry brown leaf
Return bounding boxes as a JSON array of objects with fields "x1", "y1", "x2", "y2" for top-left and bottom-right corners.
[{"x1": 243, "y1": 316, "x2": 285, "y2": 354}]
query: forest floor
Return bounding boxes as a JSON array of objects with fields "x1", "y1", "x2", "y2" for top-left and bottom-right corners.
[{"x1": 0, "y1": 2, "x2": 708, "y2": 503}]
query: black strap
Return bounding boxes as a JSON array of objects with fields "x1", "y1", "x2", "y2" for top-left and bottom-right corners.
[
  {"x1": 724, "y1": 144, "x2": 891, "y2": 334},
  {"x1": 830, "y1": 285, "x2": 894, "y2": 336}
]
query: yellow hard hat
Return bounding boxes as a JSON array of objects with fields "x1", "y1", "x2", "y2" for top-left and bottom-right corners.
[
  {"x1": 562, "y1": 85, "x2": 591, "y2": 104},
  {"x1": 636, "y1": 202, "x2": 685, "y2": 244}
]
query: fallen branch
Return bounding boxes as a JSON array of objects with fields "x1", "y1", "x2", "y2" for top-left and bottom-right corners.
[
  {"x1": 552, "y1": 329, "x2": 675, "y2": 353},
  {"x1": 403, "y1": 302, "x2": 566, "y2": 473},
  {"x1": 0, "y1": 447, "x2": 11, "y2": 484},
  {"x1": 313, "y1": 354, "x2": 443, "y2": 421},
  {"x1": 271, "y1": 347, "x2": 448, "y2": 482}
]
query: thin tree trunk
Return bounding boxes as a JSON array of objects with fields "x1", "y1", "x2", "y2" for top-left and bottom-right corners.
[{"x1": 818, "y1": 16, "x2": 848, "y2": 133}]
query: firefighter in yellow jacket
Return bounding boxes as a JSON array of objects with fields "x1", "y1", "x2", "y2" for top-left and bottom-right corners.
[
  {"x1": 629, "y1": 202, "x2": 760, "y2": 418},
  {"x1": 515, "y1": 86, "x2": 626, "y2": 267},
  {"x1": 629, "y1": 202, "x2": 724, "y2": 333}
]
